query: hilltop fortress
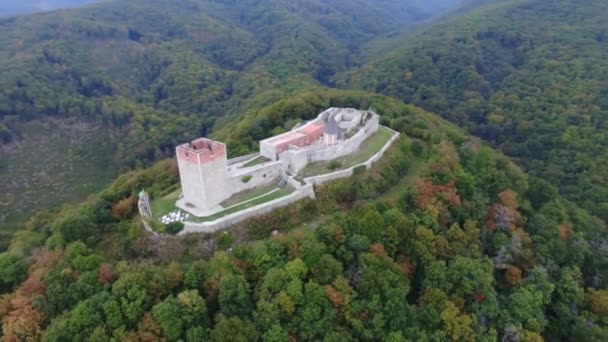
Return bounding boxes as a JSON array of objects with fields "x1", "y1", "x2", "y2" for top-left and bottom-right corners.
[
  {"x1": 176, "y1": 108, "x2": 379, "y2": 215},
  {"x1": 140, "y1": 108, "x2": 400, "y2": 234}
]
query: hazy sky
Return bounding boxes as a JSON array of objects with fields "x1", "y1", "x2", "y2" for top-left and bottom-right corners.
[
  {"x1": 0, "y1": 0, "x2": 101, "y2": 17},
  {"x1": 0, "y1": 1, "x2": 466, "y2": 18}
]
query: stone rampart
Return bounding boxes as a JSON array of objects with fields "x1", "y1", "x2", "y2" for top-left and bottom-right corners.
[
  {"x1": 279, "y1": 149, "x2": 309, "y2": 173},
  {"x1": 138, "y1": 197, "x2": 159, "y2": 236},
  {"x1": 180, "y1": 184, "x2": 315, "y2": 234},
  {"x1": 285, "y1": 175, "x2": 304, "y2": 189},
  {"x1": 280, "y1": 114, "x2": 380, "y2": 173},
  {"x1": 227, "y1": 153, "x2": 260, "y2": 166},
  {"x1": 141, "y1": 126, "x2": 400, "y2": 236},
  {"x1": 228, "y1": 161, "x2": 284, "y2": 194},
  {"x1": 304, "y1": 127, "x2": 400, "y2": 186},
  {"x1": 308, "y1": 114, "x2": 379, "y2": 163},
  {"x1": 305, "y1": 168, "x2": 354, "y2": 186}
]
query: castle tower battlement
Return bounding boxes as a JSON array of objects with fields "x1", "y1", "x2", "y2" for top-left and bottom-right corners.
[{"x1": 176, "y1": 138, "x2": 230, "y2": 215}]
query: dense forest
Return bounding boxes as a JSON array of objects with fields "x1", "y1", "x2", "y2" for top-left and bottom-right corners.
[
  {"x1": 1, "y1": 91, "x2": 607, "y2": 341},
  {"x1": 1, "y1": 0, "x2": 607, "y2": 340},
  {"x1": 338, "y1": 0, "x2": 608, "y2": 220},
  {"x1": 0, "y1": 0, "x2": 458, "y2": 151},
  {"x1": 0, "y1": 0, "x2": 461, "y2": 238}
]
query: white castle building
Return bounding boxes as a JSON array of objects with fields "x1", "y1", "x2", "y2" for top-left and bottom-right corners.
[{"x1": 175, "y1": 108, "x2": 380, "y2": 217}]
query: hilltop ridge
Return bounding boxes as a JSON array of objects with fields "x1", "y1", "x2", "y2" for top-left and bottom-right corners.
[{"x1": 0, "y1": 90, "x2": 606, "y2": 340}]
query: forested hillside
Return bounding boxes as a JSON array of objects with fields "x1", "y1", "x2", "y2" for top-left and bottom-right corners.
[
  {"x1": 0, "y1": 0, "x2": 459, "y2": 150},
  {"x1": 1, "y1": 1, "x2": 607, "y2": 339},
  {"x1": 0, "y1": 0, "x2": 460, "y2": 244},
  {"x1": 338, "y1": 0, "x2": 608, "y2": 220},
  {"x1": 1, "y1": 91, "x2": 606, "y2": 341}
]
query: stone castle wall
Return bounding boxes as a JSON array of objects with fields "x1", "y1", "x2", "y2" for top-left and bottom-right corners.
[
  {"x1": 138, "y1": 198, "x2": 159, "y2": 237},
  {"x1": 141, "y1": 123, "x2": 400, "y2": 237},
  {"x1": 304, "y1": 127, "x2": 400, "y2": 186},
  {"x1": 279, "y1": 150, "x2": 309, "y2": 174},
  {"x1": 280, "y1": 114, "x2": 379, "y2": 173},
  {"x1": 175, "y1": 127, "x2": 399, "y2": 235},
  {"x1": 308, "y1": 114, "x2": 379, "y2": 162},
  {"x1": 228, "y1": 161, "x2": 284, "y2": 194},
  {"x1": 180, "y1": 183, "x2": 316, "y2": 234},
  {"x1": 284, "y1": 173, "x2": 304, "y2": 189},
  {"x1": 227, "y1": 153, "x2": 260, "y2": 166}
]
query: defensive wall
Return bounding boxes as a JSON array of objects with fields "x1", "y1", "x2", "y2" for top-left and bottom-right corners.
[
  {"x1": 227, "y1": 153, "x2": 260, "y2": 166},
  {"x1": 280, "y1": 114, "x2": 379, "y2": 173},
  {"x1": 304, "y1": 127, "x2": 400, "y2": 186},
  {"x1": 179, "y1": 183, "x2": 316, "y2": 234},
  {"x1": 227, "y1": 160, "x2": 284, "y2": 194},
  {"x1": 260, "y1": 119, "x2": 325, "y2": 160},
  {"x1": 139, "y1": 126, "x2": 400, "y2": 236}
]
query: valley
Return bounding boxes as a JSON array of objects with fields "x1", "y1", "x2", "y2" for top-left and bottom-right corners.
[{"x1": 0, "y1": 120, "x2": 117, "y2": 249}]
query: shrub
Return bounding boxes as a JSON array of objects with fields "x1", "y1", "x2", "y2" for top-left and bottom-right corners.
[
  {"x1": 52, "y1": 206, "x2": 98, "y2": 244},
  {"x1": 0, "y1": 253, "x2": 28, "y2": 291},
  {"x1": 241, "y1": 175, "x2": 253, "y2": 183},
  {"x1": 166, "y1": 222, "x2": 185, "y2": 235},
  {"x1": 328, "y1": 160, "x2": 342, "y2": 170},
  {"x1": 150, "y1": 219, "x2": 166, "y2": 233},
  {"x1": 411, "y1": 141, "x2": 425, "y2": 157},
  {"x1": 111, "y1": 194, "x2": 138, "y2": 220},
  {"x1": 353, "y1": 165, "x2": 366, "y2": 175},
  {"x1": 217, "y1": 232, "x2": 235, "y2": 250}
]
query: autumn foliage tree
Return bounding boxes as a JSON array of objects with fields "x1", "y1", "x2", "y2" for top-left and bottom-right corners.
[
  {"x1": 1, "y1": 298, "x2": 43, "y2": 342},
  {"x1": 111, "y1": 194, "x2": 138, "y2": 220},
  {"x1": 485, "y1": 190, "x2": 520, "y2": 231}
]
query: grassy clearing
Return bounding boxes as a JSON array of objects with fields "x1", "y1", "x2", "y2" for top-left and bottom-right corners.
[
  {"x1": 300, "y1": 126, "x2": 394, "y2": 177},
  {"x1": 379, "y1": 156, "x2": 426, "y2": 203},
  {"x1": 221, "y1": 181, "x2": 279, "y2": 207},
  {"x1": 150, "y1": 188, "x2": 181, "y2": 219},
  {"x1": 149, "y1": 182, "x2": 294, "y2": 224},
  {"x1": 192, "y1": 187, "x2": 294, "y2": 222}
]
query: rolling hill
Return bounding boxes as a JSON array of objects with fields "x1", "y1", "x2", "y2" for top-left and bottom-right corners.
[
  {"x1": 0, "y1": 0, "x2": 462, "y2": 245},
  {"x1": 1, "y1": 1, "x2": 607, "y2": 338},
  {"x1": 0, "y1": 90, "x2": 606, "y2": 340},
  {"x1": 337, "y1": 0, "x2": 608, "y2": 220}
]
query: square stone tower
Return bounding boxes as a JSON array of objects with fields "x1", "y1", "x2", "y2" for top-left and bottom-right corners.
[{"x1": 176, "y1": 138, "x2": 230, "y2": 215}]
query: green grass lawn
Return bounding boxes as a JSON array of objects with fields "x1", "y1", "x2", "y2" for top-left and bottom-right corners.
[
  {"x1": 241, "y1": 156, "x2": 271, "y2": 168},
  {"x1": 221, "y1": 181, "x2": 279, "y2": 207},
  {"x1": 150, "y1": 188, "x2": 181, "y2": 219},
  {"x1": 191, "y1": 187, "x2": 294, "y2": 222},
  {"x1": 379, "y1": 155, "x2": 426, "y2": 203},
  {"x1": 150, "y1": 183, "x2": 294, "y2": 224},
  {"x1": 300, "y1": 126, "x2": 395, "y2": 177}
]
